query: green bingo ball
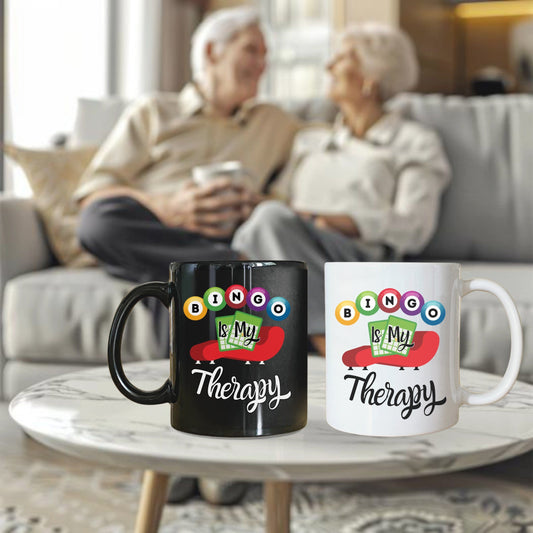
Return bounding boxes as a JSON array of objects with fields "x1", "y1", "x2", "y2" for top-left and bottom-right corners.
[
  {"x1": 203, "y1": 287, "x2": 226, "y2": 312},
  {"x1": 356, "y1": 291, "x2": 379, "y2": 316}
]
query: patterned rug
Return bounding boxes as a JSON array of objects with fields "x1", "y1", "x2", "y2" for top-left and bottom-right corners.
[
  {"x1": 2, "y1": 408, "x2": 532, "y2": 533},
  {"x1": 1, "y1": 459, "x2": 532, "y2": 533}
]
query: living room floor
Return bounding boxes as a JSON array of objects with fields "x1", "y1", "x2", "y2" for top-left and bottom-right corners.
[{"x1": 1, "y1": 402, "x2": 532, "y2": 533}]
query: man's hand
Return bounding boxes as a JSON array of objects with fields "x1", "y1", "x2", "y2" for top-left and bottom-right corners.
[{"x1": 152, "y1": 178, "x2": 262, "y2": 239}]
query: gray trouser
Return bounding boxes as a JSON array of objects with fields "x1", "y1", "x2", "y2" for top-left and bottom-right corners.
[
  {"x1": 232, "y1": 201, "x2": 372, "y2": 335},
  {"x1": 78, "y1": 196, "x2": 239, "y2": 283}
]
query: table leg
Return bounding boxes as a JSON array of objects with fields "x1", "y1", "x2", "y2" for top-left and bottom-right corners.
[
  {"x1": 264, "y1": 480, "x2": 292, "y2": 533},
  {"x1": 134, "y1": 470, "x2": 170, "y2": 533}
]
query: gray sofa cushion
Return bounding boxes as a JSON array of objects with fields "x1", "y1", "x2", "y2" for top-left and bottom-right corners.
[
  {"x1": 3, "y1": 267, "x2": 158, "y2": 363},
  {"x1": 389, "y1": 94, "x2": 533, "y2": 263}
]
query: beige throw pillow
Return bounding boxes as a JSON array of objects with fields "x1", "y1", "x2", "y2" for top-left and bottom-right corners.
[{"x1": 3, "y1": 144, "x2": 99, "y2": 267}]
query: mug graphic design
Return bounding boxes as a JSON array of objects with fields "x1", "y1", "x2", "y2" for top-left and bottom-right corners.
[
  {"x1": 333, "y1": 288, "x2": 447, "y2": 422},
  {"x1": 337, "y1": 289, "x2": 442, "y2": 371},
  {"x1": 184, "y1": 284, "x2": 290, "y2": 363}
]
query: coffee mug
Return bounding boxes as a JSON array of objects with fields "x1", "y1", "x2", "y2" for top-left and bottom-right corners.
[
  {"x1": 325, "y1": 262, "x2": 522, "y2": 437},
  {"x1": 192, "y1": 161, "x2": 250, "y2": 186},
  {"x1": 108, "y1": 261, "x2": 308, "y2": 437},
  {"x1": 192, "y1": 161, "x2": 254, "y2": 232}
]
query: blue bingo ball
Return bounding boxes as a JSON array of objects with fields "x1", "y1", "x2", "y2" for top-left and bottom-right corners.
[
  {"x1": 267, "y1": 297, "x2": 290, "y2": 321},
  {"x1": 421, "y1": 301, "x2": 445, "y2": 325}
]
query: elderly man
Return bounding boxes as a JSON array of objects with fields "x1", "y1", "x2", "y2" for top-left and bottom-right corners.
[
  {"x1": 76, "y1": 6, "x2": 299, "y2": 283},
  {"x1": 76, "y1": 6, "x2": 299, "y2": 506}
]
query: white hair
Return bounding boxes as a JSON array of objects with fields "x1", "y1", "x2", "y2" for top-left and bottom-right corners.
[
  {"x1": 339, "y1": 23, "x2": 419, "y2": 101},
  {"x1": 191, "y1": 6, "x2": 261, "y2": 86}
]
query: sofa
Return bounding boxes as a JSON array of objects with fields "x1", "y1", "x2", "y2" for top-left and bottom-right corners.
[{"x1": 2, "y1": 93, "x2": 533, "y2": 400}]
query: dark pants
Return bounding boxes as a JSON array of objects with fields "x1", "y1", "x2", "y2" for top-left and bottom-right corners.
[
  {"x1": 78, "y1": 196, "x2": 239, "y2": 356},
  {"x1": 78, "y1": 196, "x2": 239, "y2": 283}
]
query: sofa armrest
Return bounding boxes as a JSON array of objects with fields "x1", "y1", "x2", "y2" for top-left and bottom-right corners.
[
  {"x1": 0, "y1": 195, "x2": 56, "y2": 284},
  {"x1": 0, "y1": 194, "x2": 57, "y2": 399}
]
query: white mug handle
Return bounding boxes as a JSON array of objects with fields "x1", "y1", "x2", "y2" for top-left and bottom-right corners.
[{"x1": 460, "y1": 279, "x2": 523, "y2": 405}]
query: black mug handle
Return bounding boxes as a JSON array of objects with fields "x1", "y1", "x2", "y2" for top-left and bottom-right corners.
[{"x1": 108, "y1": 281, "x2": 176, "y2": 404}]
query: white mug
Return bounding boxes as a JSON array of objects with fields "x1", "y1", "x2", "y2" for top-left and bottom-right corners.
[
  {"x1": 325, "y1": 262, "x2": 523, "y2": 437},
  {"x1": 192, "y1": 161, "x2": 252, "y2": 232},
  {"x1": 192, "y1": 160, "x2": 249, "y2": 186}
]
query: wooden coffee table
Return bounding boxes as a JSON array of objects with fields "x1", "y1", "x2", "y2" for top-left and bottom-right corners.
[{"x1": 9, "y1": 357, "x2": 533, "y2": 533}]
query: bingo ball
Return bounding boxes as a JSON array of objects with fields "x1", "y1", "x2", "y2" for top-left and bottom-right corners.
[
  {"x1": 267, "y1": 297, "x2": 290, "y2": 321},
  {"x1": 225, "y1": 284, "x2": 247, "y2": 309},
  {"x1": 184, "y1": 296, "x2": 207, "y2": 320}
]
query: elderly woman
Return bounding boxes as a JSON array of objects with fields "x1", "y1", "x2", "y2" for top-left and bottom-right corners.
[{"x1": 233, "y1": 23, "x2": 451, "y2": 354}]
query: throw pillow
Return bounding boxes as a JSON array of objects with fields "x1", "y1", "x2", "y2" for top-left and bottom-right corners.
[{"x1": 3, "y1": 144, "x2": 98, "y2": 267}]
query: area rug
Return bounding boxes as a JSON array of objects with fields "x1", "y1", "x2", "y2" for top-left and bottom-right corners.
[
  {"x1": 1, "y1": 458, "x2": 532, "y2": 533},
  {"x1": 159, "y1": 480, "x2": 533, "y2": 533}
]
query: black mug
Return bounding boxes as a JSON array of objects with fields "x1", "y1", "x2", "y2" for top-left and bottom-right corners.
[{"x1": 108, "y1": 261, "x2": 308, "y2": 437}]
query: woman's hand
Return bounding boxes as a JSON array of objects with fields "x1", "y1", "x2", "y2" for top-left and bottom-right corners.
[
  {"x1": 239, "y1": 185, "x2": 265, "y2": 221},
  {"x1": 314, "y1": 214, "x2": 360, "y2": 237},
  {"x1": 298, "y1": 211, "x2": 360, "y2": 238}
]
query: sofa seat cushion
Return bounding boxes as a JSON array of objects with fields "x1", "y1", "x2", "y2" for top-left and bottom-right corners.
[
  {"x1": 3, "y1": 267, "x2": 158, "y2": 364},
  {"x1": 460, "y1": 262, "x2": 533, "y2": 383}
]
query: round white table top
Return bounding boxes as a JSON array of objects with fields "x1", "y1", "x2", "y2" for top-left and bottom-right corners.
[{"x1": 9, "y1": 358, "x2": 533, "y2": 482}]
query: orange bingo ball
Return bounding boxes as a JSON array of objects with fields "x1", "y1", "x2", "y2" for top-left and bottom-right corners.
[
  {"x1": 335, "y1": 301, "x2": 359, "y2": 325},
  {"x1": 183, "y1": 296, "x2": 207, "y2": 320}
]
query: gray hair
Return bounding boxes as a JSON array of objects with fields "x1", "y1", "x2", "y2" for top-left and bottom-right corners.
[
  {"x1": 191, "y1": 6, "x2": 261, "y2": 86},
  {"x1": 339, "y1": 23, "x2": 419, "y2": 101}
]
